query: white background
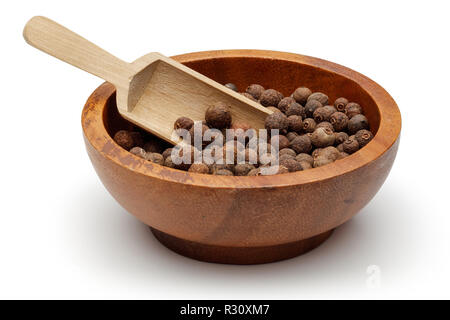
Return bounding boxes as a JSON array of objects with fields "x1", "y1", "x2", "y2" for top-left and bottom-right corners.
[{"x1": 1, "y1": 0, "x2": 449, "y2": 299}]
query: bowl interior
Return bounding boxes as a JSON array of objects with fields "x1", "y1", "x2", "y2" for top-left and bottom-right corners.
[{"x1": 103, "y1": 55, "x2": 381, "y2": 139}]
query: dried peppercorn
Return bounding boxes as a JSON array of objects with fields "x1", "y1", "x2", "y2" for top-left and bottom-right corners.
[
  {"x1": 205, "y1": 102, "x2": 232, "y2": 129},
  {"x1": 345, "y1": 102, "x2": 363, "y2": 118},
  {"x1": 313, "y1": 106, "x2": 336, "y2": 122},
  {"x1": 260, "y1": 89, "x2": 284, "y2": 107},
  {"x1": 298, "y1": 161, "x2": 312, "y2": 170},
  {"x1": 271, "y1": 135, "x2": 290, "y2": 150},
  {"x1": 342, "y1": 137, "x2": 359, "y2": 154},
  {"x1": 285, "y1": 102, "x2": 305, "y2": 117},
  {"x1": 307, "y1": 92, "x2": 329, "y2": 105},
  {"x1": 289, "y1": 135, "x2": 312, "y2": 154},
  {"x1": 265, "y1": 111, "x2": 289, "y2": 131},
  {"x1": 336, "y1": 143, "x2": 344, "y2": 152},
  {"x1": 286, "y1": 131, "x2": 299, "y2": 141},
  {"x1": 355, "y1": 129, "x2": 374, "y2": 147},
  {"x1": 337, "y1": 152, "x2": 349, "y2": 159},
  {"x1": 330, "y1": 112, "x2": 349, "y2": 131},
  {"x1": 304, "y1": 99, "x2": 322, "y2": 118},
  {"x1": 279, "y1": 158, "x2": 303, "y2": 172},
  {"x1": 316, "y1": 121, "x2": 334, "y2": 132},
  {"x1": 234, "y1": 163, "x2": 256, "y2": 176},
  {"x1": 334, "y1": 97, "x2": 349, "y2": 112},
  {"x1": 129, "y1": 146, "x2": 146, "y2": 159},
  {"x1": 145, "y1": 152, "x2": 164, "y2": 165},
  {"x1": 334, "y1": 132, "x2": 349, "y2": 145},
  {"x1": 295, "y1": 153, "x2": 314, "y2": 165},
  {"x1": 114, "y1": 130, "x2": 135, "y2": 150},
  {"x1": 277, "y1": 97, "x2": 296, "y2": 113},
  {"x1": 245, "y1": 84, "x2": 265, "y2": 100},
  {"x1": 319, "y1": 146, "x2": 340, "y2": 161},
  {"x1": 279, "y1": 148, "x2": 297, "y2": 158},
  {"x1": 287, "y1": 115, "x2": 303, "y2": 133},
  {"x1": 347, "y1": 114, "x2": 369, "y2": 134},
  {"x1": 292, "y1": 87, "x2": 312, "y2": 105},
  {"x1": 174, "y1": 116, "x2": 194, "y2": 131},
  {"x1": 225, "y1": 83, "x2": 238, "y2": 92},
  {"x1": 247, "y1": 168, "x2": 262, "y2": 176},
  {"x1": 313, "y1": 156, "x2": 334, "y2": 168},
  {"x1": 310, "y1": 127, "x2": 335, "y2": 147},
  {"x1": 214, "y1": 169, "x2": 234, "y2": 176},
  {"x1": 188, "y1": 163, "x2": 210, "y2": 174},
  {"x1": 302, "y1": 118, "x2": 317, "y2": 133}
]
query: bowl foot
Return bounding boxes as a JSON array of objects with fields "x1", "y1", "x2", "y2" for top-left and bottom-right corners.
[{"x1": 150, "y1": 228, "x2": 334, "y2": 265}]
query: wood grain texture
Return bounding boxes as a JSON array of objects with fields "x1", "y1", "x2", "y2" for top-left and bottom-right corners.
[
  {"x1": 24, "y1": 17, "x2": 270, "y2": 145},
  {"x1": 82, "y1": 50, "x2": 401, "y2": 264}
]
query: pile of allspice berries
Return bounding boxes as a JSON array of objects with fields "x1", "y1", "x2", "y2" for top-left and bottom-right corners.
[{"x1": 113, "y1": 83, "x2": 373, "y2": 176}]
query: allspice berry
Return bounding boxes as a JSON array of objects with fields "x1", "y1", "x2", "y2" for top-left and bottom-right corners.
[
  {"x1": 225, "y1": 83, "x2": 238, "y2": 92},
  {"x1": 260, "y1": 89, "x2": 284, "y2": 107},
  {"x1": 334, "y1": 97, "x2": 349, "y2": 112},
  {"x1": 355, "y1": 129, "x2": 374, "y2": 147},
  {"x1": 312, "y1": 148, "x2": 323, "y2": 158},
  {"x1": 289, "y1": 135, "x2": 312, "y2": 154},
  {"x1": 337, "y1": 152, "x2": 349, "y2": 159},
  {"x1": 316, "y1": 121, "x2": 334, "y2": 132},
  {"x1": 188, "y1": 163, "x2": 210, "y2": 174},
  {"x1": 347, "y1": 114, "x2": 369, "y2": 134},
  {"x1": 163, "y1": 156, "x2": 175, "y2": 168},
  {"x1": 311, "y1": 127, "x2": 335, "y2": 148},
  {"x1": 304, "y1": 99, "x2": 322, "y2": 118},
  {"x1": 214, "y1": 169, "x2": 234, "y2": 176},
  {"x1": 319, "y1": 146, "x2": 340, "y2": 161},
  {"x1": 265, "y1": 111, "x2": 288, "y2": 131},
  {"x1": 295, "y1": 153, "x2": 314, "y2": 165},
  {"x1": 234, "y1": 163, "x2": 256, "y2": 176},
  {"x1": 287, "y1": 115, "x2": 303, "y2": 133},
  {"x1": 285, "y1": 102, "x2": 305, "y2": 117},
  {"x1": 279, "y1": 148, "x2": 297, "y2": 158},
  {"x1": 313, "y1": 156, "x2": 334, "y2": 168},
  {"x1": 280, "y1": 158, "x2": 303, "y2": 172},
  {"x1": 245, "y1": 84, "x2": 265, "y2": 100},
  {"x1": 342, "y1": 137, "x2": 360, "y2": 154},
  {"x1": 278, "y1": 97, "x2": 296, "y2": 113},
  {"x1": 247, "y1": 168, "x2": 262, "y2": 176},
  {"x1": 307, "y1": 92, "x2": 329, "y2": 105},
  {"x1": 302, "y1": 118, "x2": 317, "y2": 133},
  {"x1": 286, "y1": 131, "x2": 299, "y2": 141},
  {"x1": 129, "y1": 146, "x2": 146, "y2": 159},
  {"x1": 298, "y1": 161, "x2": 312, "y2": 170},
  {"x1": 271, "y1": 135, "x2": 290, "y2": 150},
  {"x1": 114, "y1": 130, "x2": 135, "y2": 150},
  {"x1": 292, "y1": 87, "x2": 312, "y2": 105},
  {"x1": 174, "y1": 116, "x2": 194, "y2": 131},
  {"x1": 335, "y1": 132, "x2": 349, "y2": 145},
  {"x1": 162, "y1": 148, "x2": 174, "y2": 159},
  {"x1": 279, "y1": 154, "x2": 295, "y2": 162},
  {"x1": 336, "y1": 143, "x2": 344, "y2": 152},
  {"x1": 345, "y1": 102, "x2": 363, "y2": 119},
  {"x1": 241, "y1": 92, "x2": 257, "y2": 101},
  {"x1": 330, "y1": 112, "x2": 349, "y2": 131},
  {"x1": 145, "y1": 152, "x2": 165, "y2": 165},
  {"x1": 205, "y1": 102, "x2": 232, "y2": 129},
  {"x1": 313, "y1": 106, "x2": 336, "y2": 122},
  {"x1": 274, "y1": 165, "x2": 290, "y2": 174}
]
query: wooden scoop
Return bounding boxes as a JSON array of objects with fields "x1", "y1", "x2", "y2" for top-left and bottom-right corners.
[{"x1": 23, "y1": 16, "x2": 272, "y2": 144}]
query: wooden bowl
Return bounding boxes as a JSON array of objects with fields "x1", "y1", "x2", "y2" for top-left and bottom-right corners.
[{"x1": 82, "y1": 50, "x2": 401, "y2": 264}]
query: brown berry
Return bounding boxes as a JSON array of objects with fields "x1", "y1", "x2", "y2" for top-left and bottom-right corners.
[
  {"x1": 342, "y1": 137, "x2": 359, "y2": 154},
  {"x1": 114, "y1": 130, "x2": 135, "y2": 150},
  {"x1": 265, "y1": 112, "x2": 288, "y2": 131},
  {"x1": 234, "y1": 163, "x2": 256, "y2": 176},
  {"x1": 280, "y1": 158, "x2": 303, "y2": 172},
  {"x1": 214, "y1": 169, "x2": 234, "y2": 176},
  {"x1": 277, "y1": 97, "x2": 296, "y2": 113},
  {"x1": 286, "y1": 132, "x2": 299, "y2": 141},
  {"x1": 188, "y1": 163, "x2": 210, "y2": 174},
  {"x1": 289, "y1": 135, "x2": 312, "y2": 154},
  {"x1": 129, "y1": 146, "x2": 146, "y2": 159},
  {"x1": 313, "y1": 106, "x2": 336, "y2": 122},
  {"x1": 316, "y1": 121, "x2": 334, "y2": 132},
  {"x1": 174, "y1": 116, "x2": 194, "y2": 131},
  {"x1": 245, "y1": 84, "x2": 265, "y2": 100},
  {"x1": 163, "y1": 156, "x2": 175, "y2": 168},
  {"x1": 302, "y1": 118, "x2": 317, "y2": 133},
  {"x1": 312, "y1": 148, "x2": 323, "y2": 158},
  {"x1": 336, "y1": 143, "x2": 344, "y2": 152},
  {"x1": 311, "y1": 127, "x2": 335, "y2": 147},
  {"x1": 304, "y1": 99, "x2": 322, "y2": 118},
  {"x1": 355, "y1": 129, "x2": 374, "y2": 147},
  {"x1": 292, "y1": 87, "x2": 312, "y2": 105},
  {"x1": 285, "y1": 102, "x2": 305, "y2": 117},
  {"x1": 247, "y1": 168, "x2": 262, "y2": 176},
  {"x1": 287, "y1": 115, "x2": 303, "y2": 133},
  {"x1": 260, "y1": 89, "x2": 284, "y2": 107},
  {"x1": 298, "y1": 161, "x2": 312, "y2": 170},
  {"x1": 279, "y1": 148, "x2": 297, "y2": 158},
  {"x1": 334, "y1": 132, "x2": 349, "y2": 145},
  {"x1": 345, "y1": 102, "x2": 363, "y2": 118},
  {"x1": 225, "y1": 83, "x2": 238, "y2": 92},
  {"x1": 205, "y1": 102, "x2": 232, "y2": 129},
  {"x1": 330, "y1": 112, "x2": 349, "y2": 131},
  {"x1": 145, "y1": 152, "x2": 164, "y2": 165},
  {"x1": 337, "y1": 152, "x2": 349, "y2": 159},
  {"x1": 307, "y1": 92, "x2": 329, "y2": 105},
  {"x1": 295, "y1": 153, "x2": 313, "y2": 165},
  {"x1": 313, "y1": 156, "x2": 334, "y2": 168},
  {"x1": 271, "y1": 135, "x2": 290, "y2": 150},
  {"x1": 319, "y1": 146, "x2": 340, "y2": 161},
  {"x1": 347, "y1": 114, "x2": 369, "y2": 134},
  {"x1": 334, "y1": 97, "x2": 349, "y2": 112}
]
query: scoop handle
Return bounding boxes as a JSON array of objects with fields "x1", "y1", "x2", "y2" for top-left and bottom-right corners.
[{"x1": 23, "y1": 16, "x2": 130, "y2": 87}]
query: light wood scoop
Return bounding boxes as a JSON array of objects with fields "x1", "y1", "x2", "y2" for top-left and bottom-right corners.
[{"x1": 23, "y1": 16, "x2": 272, "y2": 144}]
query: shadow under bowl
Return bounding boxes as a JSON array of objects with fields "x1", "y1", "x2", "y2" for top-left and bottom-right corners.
[{"x1": 82, "y1": 50, "x2": 401, "y2": 264}]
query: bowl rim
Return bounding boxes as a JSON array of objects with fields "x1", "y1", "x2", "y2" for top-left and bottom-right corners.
[{"x1": 82, "y1": 49, "x2": 401, "y2": 189}]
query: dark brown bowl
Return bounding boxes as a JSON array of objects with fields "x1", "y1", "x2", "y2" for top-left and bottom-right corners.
[{"x1": 82, "y1": 50, "x2": 401, "y2": 264}]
